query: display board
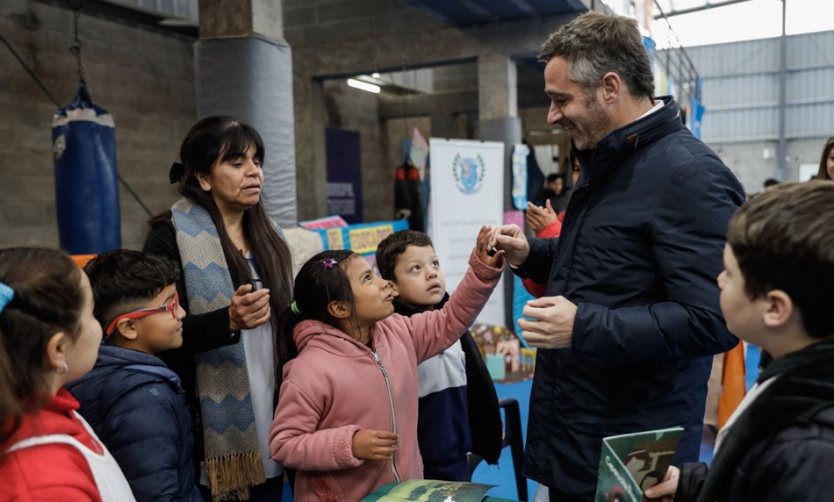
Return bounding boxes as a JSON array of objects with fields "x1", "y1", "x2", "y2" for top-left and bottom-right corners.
[{"x1": 429, "y1": 138, "x2": 505, "y2": 326}]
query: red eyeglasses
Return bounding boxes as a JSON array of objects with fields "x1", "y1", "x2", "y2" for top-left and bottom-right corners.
[{"x1": 106, "y1": 291, "x2": 180, "y2": 336}]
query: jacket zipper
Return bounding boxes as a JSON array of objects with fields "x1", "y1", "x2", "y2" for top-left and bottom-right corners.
[{"x1": 371, "y1": 350, "x2": 401, "y2": 483}]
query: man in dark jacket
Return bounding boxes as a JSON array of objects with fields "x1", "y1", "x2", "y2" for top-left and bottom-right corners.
[{"x1": 489, "y1": 12, "x2": 745, "y2": 501}]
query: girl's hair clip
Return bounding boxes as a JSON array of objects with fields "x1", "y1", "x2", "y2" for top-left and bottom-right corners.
[
  {"x1": 321, "y1": 258, "x2": 337, "y2": 269},
  {"x1": 0, "y1": 282, "x2": 14, "y2": 314}
]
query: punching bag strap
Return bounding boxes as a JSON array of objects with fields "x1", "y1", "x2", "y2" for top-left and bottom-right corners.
[{"x1": 67, "y1": 1, "x2": 91, "y2": 94}]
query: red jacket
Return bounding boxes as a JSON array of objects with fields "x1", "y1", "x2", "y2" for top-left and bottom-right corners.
[
  {"x1": 269, "y1": 252, "x2": 502, "y2": 501},
  {"x1": 0, "y1": 389, "x2": 102, "y2": 502},
  {"x1": 522, "y1": 216, "x2": 563, "y2": 298}
]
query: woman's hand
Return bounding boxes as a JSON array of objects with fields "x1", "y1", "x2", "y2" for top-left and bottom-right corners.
[
  {"x1": 526, "y1": 200, "x2": 559, "y2": 235},
  {"x1": 351, "y1": 429, "x2": 398, "y2": 460},
  {"x1": 229, "y1": 284, "x2": 271, "y2": 332},
  {"x1": 644, "y1": 466, "x2": 680, "y2": 502},
  {"x1": 475, "y1": 225, "x2": 505, "y2": 268}
]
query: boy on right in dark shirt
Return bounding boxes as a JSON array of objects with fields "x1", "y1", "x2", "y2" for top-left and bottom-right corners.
[
  {"x1": 376, "y1": 230, "x2": 502, "y2": 481},
  {"x1": 646, "y1": 181, "x2": 834, "y2": 502}
]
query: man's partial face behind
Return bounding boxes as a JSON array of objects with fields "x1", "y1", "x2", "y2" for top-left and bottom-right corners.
[{"x1": 544, "y1": 56, "x2": 613, "y2": 150}]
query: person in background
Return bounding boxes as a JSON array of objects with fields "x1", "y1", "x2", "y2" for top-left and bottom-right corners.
[
  {"x1": 522, "y1": 147, "x2": 581, "y2": 298},
  {"x1": 375, "y1": 229, "x2": 502, "y2": 481},
  {"x1": 269, "y1": 228, "x2": 503, "y2": 501},
  {"x1": 0, "y1": 247, "x2": 135, "y2": 501},
  {"x1": 815, "y1": 136, "x2": 834, "y2": 180},
  {"x1": 143, "y1": 116, "x2": 294, "y2": 502},
  {"x1": 646, "y1": 181, "x2": 834, "y2": 502},
  {"x1": 489, "y1": 12, "x2": 745, "y2": 501},
  {"x1": 762, "y1": 178, "x2": 779, "y2": 190},
  {"x1": 534, "y1": 174, "x2": 570, "y2": 214},
  {"x1": 68, "y1": 250, "x2": 202, "y2": 502}
]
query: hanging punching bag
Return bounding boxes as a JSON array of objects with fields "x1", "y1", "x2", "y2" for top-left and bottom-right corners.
[{"x1": 52, "y1": 81, "x2": 120, "y2": 254}]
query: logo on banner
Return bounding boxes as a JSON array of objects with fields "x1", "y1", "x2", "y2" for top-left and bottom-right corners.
[{"x1": 452, "y1": 153, "x2": 485, "y2": 194}]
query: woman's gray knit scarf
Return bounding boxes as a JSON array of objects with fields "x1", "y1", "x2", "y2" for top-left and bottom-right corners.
[{"x1": 172, "y1": 198, "x2": 264, "y2": 501}]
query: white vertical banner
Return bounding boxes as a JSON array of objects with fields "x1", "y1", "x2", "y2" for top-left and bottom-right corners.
[{"x1": 429, "y1": 138, "x2": 505, "y2": 326}]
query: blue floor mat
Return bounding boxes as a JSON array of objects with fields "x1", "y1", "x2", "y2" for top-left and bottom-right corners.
[{"x1": 472, "y1": 378, "x2": 537, "y2": 499}]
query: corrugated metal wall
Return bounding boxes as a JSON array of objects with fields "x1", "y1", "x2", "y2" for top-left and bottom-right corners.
[{"x1": 662, "y1": 31, "x2": 834, "y2": 144}]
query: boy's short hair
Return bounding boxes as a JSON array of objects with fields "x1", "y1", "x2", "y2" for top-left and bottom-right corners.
[
  {"x1": 375, "y1": 230, "x2": 434, "y2": 281},
  {"x1": 727, "y1": 181, "x2": 834, "y2": 338},
  {"x1": 84, "y1": 250, "x2": 180, "y2": 331}
]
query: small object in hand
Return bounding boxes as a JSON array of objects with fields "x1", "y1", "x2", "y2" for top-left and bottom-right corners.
[{"x1": 487, "y1": 247, "x2": 498, "y2": 257}]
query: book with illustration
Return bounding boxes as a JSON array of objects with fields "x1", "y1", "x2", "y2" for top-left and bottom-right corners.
[
  {"x1": 595, "y1": 426, "x2": 683, "y2": 502},
  {"x1": 361, "y1": 480, "x2": 497, "y2": 502}
]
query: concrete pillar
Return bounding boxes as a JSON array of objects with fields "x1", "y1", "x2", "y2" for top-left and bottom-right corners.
[
  {"x1": 477, "y1": 53, "x2": 518, "y2": 121},
  {"x1": 476, "y1": 53, "x2": 521, "y2": 212},
  {"x1": 476, "y1": 53, "x2": 521, "y2": 329},
  {"x1": 431, "y1": 114, "x2": 456, "y2": 140},
  {"x1": 196, "y1": 0, "x2": 297, "y2": 226}
]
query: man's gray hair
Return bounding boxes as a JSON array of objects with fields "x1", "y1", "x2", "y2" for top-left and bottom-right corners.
[{"x1": 539, "y1": 12, "x2": 654, "y2": 101}]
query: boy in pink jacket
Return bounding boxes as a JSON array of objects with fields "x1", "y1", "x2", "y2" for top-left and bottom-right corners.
[{"x1": 269, "y1": 227, "x2": 503, "y2": 501}]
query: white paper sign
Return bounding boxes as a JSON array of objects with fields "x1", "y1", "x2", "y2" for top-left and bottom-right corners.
[{"x1": 429, "y1": 138, "x2": 505, "y2": 326}]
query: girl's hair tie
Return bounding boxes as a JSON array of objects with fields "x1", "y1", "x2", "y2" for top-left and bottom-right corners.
[
  {"x1": 320, "y1": 258, "x2": 337, "y2": 269},
  {"x1": 0, "y1": 282, "x2": 14, "y2": 314},
  {"x1": 290, "y1": 301, "x2": 301, "y2": 315}
]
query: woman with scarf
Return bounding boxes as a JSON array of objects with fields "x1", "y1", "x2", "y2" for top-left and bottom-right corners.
[{"x1": 144, "y1": 116, "x2": 294, "y2": 502}]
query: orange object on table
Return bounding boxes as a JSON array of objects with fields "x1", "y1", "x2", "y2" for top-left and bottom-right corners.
[
  {"x1": 70, "y1": 254, "x2": 96, "y2": 268},
  {"x1": 718, "y1": 342, "x2": 747, "y2": 429}
]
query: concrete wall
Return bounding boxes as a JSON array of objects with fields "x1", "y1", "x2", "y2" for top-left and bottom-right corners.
[
  {"x1": 322, "y1": 79, "x2": 391, "y2": 223},
  {"x1": 0, "y1": 0, "x2": 196, "y2": 249},
  {"x1": 710, "y1": 138, "x2": 829, "y2": 195},
  {"x1": 285, "y1": 0, "x2": 574, "y2": 221}
]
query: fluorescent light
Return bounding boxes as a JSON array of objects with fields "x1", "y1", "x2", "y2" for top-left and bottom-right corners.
[
  {"x1": 347, "y1": 78, "x2": 380, "y2": 93},
  {"x1": 372, "y1": 72, "x2": 381, "y2": 78}
]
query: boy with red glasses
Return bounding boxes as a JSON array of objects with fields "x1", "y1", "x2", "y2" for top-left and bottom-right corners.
[{"x1": 67, "y1": 250, "x2": 202, "y2": 502}]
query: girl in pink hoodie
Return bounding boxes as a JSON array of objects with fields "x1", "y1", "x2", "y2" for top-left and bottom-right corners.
[{"x1": 269, "y1": 227, "x2": 503, "y2": 501}]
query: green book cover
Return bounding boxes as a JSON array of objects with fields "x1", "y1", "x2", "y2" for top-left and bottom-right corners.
[
  {"x1": 594, "y1": 426, "x2": 683, "y2": 502},
  {"x1": 361, "y1": 480, "x2": 497, "y2": 502}
]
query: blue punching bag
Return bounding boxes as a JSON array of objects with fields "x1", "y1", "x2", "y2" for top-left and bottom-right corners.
[{"x1": 52, "y1": 82, "x2": 120, "y2": 254}]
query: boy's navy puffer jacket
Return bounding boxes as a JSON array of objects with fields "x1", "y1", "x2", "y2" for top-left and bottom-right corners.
[{"x1": 67, "y1": 344, "x2": 203, "y2": 502}]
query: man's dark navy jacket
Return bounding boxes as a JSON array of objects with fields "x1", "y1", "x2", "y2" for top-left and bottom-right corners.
[{"x1": 515, "y1": 96, "x2": 746, "y2": 501}]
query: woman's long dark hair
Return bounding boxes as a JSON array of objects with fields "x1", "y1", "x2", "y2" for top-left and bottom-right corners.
[
  {"x1": 168, "y1": 115, "x2": 296, "y2": 384},
  {"x1": 817, "y1": 136, "x2": 834, "y2": 180}
]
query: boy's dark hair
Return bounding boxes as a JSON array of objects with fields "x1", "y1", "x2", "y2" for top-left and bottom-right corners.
[
  {"x1": 727, "y1": 181, "x2": 834, "y2": 338},
  {"x1": 84, "y1": 249, "x2": 180, "y2": 331},
  {"x1": 546, "y1": 173, "x2": 563, "y2": 184},
  {"x1": 375, "y1": 230, "x2": 434, "y2": 281},
  {"x1": 279, "y1": 250, "x2": 359, "y2": 339},
  {"x1": 763, "y1": 178, "x2": 779, "y2": 188}
]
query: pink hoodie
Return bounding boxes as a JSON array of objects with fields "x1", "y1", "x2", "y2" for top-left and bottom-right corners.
[{"x1": 269, "y1": 252, "x2": 502, "y2": 501}]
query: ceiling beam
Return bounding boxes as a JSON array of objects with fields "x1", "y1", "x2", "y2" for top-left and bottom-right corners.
[{"x1": 654, "y1": 0, "x2": 752, "y2": 19}]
